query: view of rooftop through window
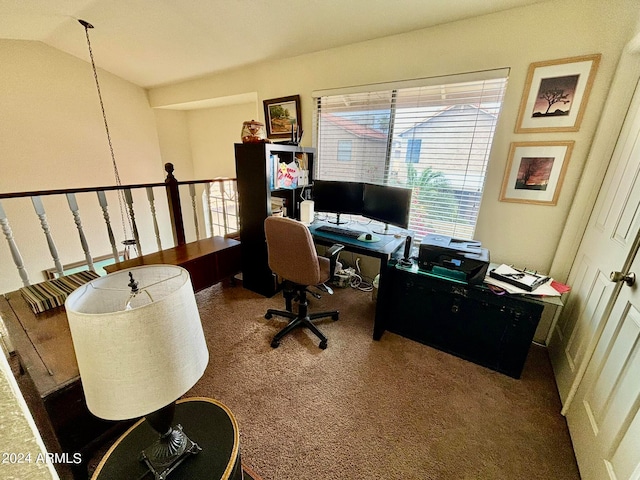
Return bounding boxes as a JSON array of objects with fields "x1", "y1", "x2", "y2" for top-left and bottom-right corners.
[{"x1": 313, "y1": 74, "x2": 508, "y2": 241}]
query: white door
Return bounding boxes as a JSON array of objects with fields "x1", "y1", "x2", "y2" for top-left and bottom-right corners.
[
  {"x1": 548, "y1": 77, "x2": 640, "y2": 409},
  {"x1": 565, "y1": 253, "x2": 640, "y2": 480}
]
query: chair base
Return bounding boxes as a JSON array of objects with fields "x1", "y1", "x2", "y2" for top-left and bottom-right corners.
[{"x1": 265, "y1": 291, "x2": 339, "y2": 349}]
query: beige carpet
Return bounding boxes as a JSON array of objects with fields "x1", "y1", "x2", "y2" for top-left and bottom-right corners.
[{"x1": 187, "y1": 281, "x2": 580, "y2": 480}]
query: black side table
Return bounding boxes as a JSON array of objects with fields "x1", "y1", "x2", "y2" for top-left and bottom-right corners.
[{"x1": 91, "y1": 397, "x2": 243, "y2": 480}]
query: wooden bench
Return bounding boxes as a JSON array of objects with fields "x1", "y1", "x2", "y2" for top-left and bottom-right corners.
[{"x1": 104, "y1": 236, "x2": 241, "y2": 291}]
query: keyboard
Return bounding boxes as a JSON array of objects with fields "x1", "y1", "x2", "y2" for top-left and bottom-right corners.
[{"x1": 315, "y1": 225, "x2": 366, "y2": 239}]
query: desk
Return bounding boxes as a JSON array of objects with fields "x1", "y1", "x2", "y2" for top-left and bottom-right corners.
[
  {"x1": 309, "y1": 221, "x2": 409, "y2": 339},
  {"x1": 91, "y1": 398, "x2": 242, "y2": 480}
]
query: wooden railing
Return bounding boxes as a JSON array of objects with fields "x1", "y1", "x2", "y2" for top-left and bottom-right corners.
[{"x1": 0, "y1": 163, "x2": 238, "y2": 290}]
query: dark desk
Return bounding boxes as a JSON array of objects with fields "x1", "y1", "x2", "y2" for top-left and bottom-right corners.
[
  {"x1": 309, "y1": 220, "x2": 409, "y2": 339},
  {"x1": 91, "y1": 398, "x2": 242, "y2": 480},
  {"x1": 377, "y1": 261, "x2": 554, "y2": 378}
]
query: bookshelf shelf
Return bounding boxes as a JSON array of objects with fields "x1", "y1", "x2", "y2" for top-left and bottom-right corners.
[{"x1": 234, "y1": 143, "x2": 315, "y2": 297}]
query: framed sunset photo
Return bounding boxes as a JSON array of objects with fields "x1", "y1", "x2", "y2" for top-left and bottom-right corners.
[
  {"x1": 500, "y1": 141, "x2": 574, "y2": 205},
  {"x1": 515, "y1": 54, "x2": 600, "y2": 133}
]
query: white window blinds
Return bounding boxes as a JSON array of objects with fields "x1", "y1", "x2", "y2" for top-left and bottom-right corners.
[{"x1": 312, "y1": 70, "x2": 508, "y2": 241}]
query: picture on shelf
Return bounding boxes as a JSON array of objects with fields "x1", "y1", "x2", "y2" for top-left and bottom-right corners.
[{"x1": 263, "y1": 95, "x2": 302, "y2": 139}]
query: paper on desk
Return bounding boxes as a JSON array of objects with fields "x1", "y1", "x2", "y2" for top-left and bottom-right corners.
[{"x1": 484, "y1": 275, "x2": 561, "y2": 296}]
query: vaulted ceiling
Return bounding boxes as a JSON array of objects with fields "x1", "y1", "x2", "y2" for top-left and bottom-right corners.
[{"x1": 0, "y1": 0, "x2": 547, "y2": 88}]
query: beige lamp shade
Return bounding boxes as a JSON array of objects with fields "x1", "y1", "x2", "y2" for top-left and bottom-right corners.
[{"x1": 65, "y1": 265, "x2": 209, "y2": 421}]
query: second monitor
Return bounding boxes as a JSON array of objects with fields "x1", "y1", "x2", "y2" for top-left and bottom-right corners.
[{"x1": 312, "y1": 180, "x2": 412, "y2": 232}]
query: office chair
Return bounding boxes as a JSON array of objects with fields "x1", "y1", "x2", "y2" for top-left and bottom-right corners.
[{"x1": 264, "y1": 216, "x2": 344, "y2": 349}]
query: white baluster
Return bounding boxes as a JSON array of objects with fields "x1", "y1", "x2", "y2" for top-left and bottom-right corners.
[
  {"x1": 66, "y1": 193, "x2": 95, "y2": 272},
  {"x1": 31, "y1": 196, "x2": 63, "y2": 276},
  {"x1": 97, "y1": 191, "x2": 119, "y2": 262},
  {"x1": 0, "y1": 200, "x2": 31, "y2": 286},
  {"x1": 189, "y1": 184, "x2": 200, "y2": 240},
  {"x1": 146, "y1": 187, "x2": 162, "y2": 251},
  {"x1": 221, "y1": 181, "x2": 230, "y2": 234},
  {"x1": 123, "y1": 189, "x2": 142, "y2": 255},
  {"x1": 205, "y1": 182, "x2": 214, "y2": 237}
]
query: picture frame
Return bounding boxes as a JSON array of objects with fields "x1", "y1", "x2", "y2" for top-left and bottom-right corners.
[
  {"x1": 500, "y1": 141, "x2": 574, "y2": 205},
  {"x1": 515, "y1": 54, "x2": 600, "y2": 133},
  {"x1": 263, "y1": 95, "x2": 302, "y2": 139}
]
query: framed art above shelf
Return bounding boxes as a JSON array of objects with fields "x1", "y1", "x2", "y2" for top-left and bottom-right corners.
[{"x1": 263, "y1": 95, "x2": 302, "y2": 139}]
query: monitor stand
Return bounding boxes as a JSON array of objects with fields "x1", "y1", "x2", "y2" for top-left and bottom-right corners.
[
  {"x1": 373, "y1": 223, "x2": 394, "y2": 235},
  {"x1": 327, "y1": 213, "x2": 348, "y2": 225}
]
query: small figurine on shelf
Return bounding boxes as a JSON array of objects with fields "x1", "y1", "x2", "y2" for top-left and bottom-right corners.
[{"x1": 241, "y1": 120, "x2": 269, "y2": 143}]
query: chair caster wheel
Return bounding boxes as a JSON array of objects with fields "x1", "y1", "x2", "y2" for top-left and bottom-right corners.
[
  {"x1": 319, "y1": 340, "x2": 327, "y2": 349},
  {"x1": 271, "y1": 339, "x2": 280, "y2": 348},
  {"x1": 332, "y1": 313, "x2": 339, "y2": 321},
  {"x1": 265, "y1": 312, "x2": 273, "y2": 319}
]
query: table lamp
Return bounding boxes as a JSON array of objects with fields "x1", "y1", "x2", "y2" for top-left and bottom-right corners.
[{"x1": 65, "y1": 265, "x2": 209, "y2": 479}]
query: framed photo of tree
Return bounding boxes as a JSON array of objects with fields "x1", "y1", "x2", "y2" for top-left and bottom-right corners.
[
  {"x1": 515, "y1": 54, "x2": 600, "y2": 133},
  {"x1": 500, "y1": 141, "x2": 574, "y2": 205},
  {"x1": 263, "y1": 95, "x2": 302, "y2": 139}
]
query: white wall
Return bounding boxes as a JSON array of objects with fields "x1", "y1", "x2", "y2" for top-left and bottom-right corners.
[
  {"x1": 148, "y1": 0, "x2": 640, "y2": 280},
  {"x1": 0, "y1": 40, "x2": 168, "y2": 293}
]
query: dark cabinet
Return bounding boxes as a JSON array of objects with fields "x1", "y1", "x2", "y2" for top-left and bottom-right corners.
[
  {"x1": 382, "y1": 262, "x2": 544, "y2": 378},
  {"x1": 234, "y1": 143, "x2": 315, "y2": 297}
]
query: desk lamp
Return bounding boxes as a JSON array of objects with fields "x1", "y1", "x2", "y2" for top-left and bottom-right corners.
[{"x1": 65, "y1": 265, "x2": 209, "y2": 479}]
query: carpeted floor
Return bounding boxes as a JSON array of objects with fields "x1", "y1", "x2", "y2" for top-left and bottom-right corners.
[{"x1": 185, "y1": 281, "x2": 580, "y2": 480}]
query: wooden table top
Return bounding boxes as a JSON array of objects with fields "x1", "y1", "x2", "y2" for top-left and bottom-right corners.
[
  {"x1": 104, "y1": 236, "x2": 240, "y2": 273},
  {"x1": 0, "y1": 291, "x2": 79, "y2": 397}
]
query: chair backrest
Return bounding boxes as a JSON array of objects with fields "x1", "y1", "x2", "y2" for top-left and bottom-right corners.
[{"x1": 264, "y1": 216, "x2": 321, "y2": 286}]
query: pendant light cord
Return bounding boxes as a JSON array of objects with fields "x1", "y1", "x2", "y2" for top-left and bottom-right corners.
[{"x1": 79, "y1": 19, "x2": 133, "y2": 241}]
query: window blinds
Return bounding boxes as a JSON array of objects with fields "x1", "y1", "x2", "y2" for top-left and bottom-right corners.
[{"x1": 312, "y1": 70, "x2": 508, "y2": 242}]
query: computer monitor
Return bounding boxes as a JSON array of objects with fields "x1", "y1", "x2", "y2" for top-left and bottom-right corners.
[
  {"x1": 312, "y1": 180, "x2": 364, "y2": 224},
  {"x1": 362, "y1": 183, "x2": 412, "y2": 232}
]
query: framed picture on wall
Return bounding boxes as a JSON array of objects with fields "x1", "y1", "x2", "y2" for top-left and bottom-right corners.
[
  {"x1": 515, "y1": 54, "x2": 601, "y2": 133},
  {"x1": 500, "y1": 141, "x2": 574, "y2": 205},
  {"x1": 263, "y1": 95, "x2": 302, "y2": 139}
]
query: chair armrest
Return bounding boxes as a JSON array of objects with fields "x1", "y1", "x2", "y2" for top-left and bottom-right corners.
[{"x1": 325, "y1": 244, "x2": 345, "y2": 276}]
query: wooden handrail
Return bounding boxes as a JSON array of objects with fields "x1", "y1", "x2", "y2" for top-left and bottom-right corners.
[
  {"x1": 0, "y1": 165, "x2": 239, "y2": 289},
  {"x1": 0, "y1": 177, "x2": 236, "y2": 199}
]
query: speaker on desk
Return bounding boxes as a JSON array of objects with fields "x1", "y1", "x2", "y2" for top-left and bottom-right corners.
[
  {"x1": 399, "y1": 236, "x2": 413, "y2": 267},
  {"x1": 300, "y1": 200, "x2": 314, "y2": 225}
]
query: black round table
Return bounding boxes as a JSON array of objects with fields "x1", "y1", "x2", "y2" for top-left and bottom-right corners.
[{"x1": 91, "y1": 397, "x2": 242, "y2": 480}]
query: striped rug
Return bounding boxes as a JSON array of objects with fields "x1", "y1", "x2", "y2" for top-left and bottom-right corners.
[{"x1": 19, "y1": 270, "x2": 100, "y2": 314}]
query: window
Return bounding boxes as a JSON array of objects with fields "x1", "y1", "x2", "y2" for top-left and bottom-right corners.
[
  {"x1": 313, "y1": 70, "x2": 508, "y2": 242},
  {"x1": 337, "y1": 140, "x2": 353, "y2": 162},
  {"x1": 406, "y1": 139, "x2": 421, "y2": 164}
]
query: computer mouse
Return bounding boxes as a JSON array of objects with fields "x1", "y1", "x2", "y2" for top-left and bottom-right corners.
[{"x1": 365, "y1": 233, "x2": 372, "y2": 241}]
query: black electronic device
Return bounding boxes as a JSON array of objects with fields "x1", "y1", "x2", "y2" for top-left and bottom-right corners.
[
  {"x1": 312, "y1": 180, "x2": 364, "y2": 225},
  {"x1": 362, "y1": 183, "x2": 412, "y2": 232},
  {"x1": 399, "y1": 236, "x2": 413, "y2": 267},
  {"x1": 418, "y1": 234, "x2": 489, "y2": 284}
]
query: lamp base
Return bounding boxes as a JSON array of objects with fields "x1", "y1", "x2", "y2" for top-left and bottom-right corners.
[{"x1": 140, "y1": 424, "x2": 201, "y2": 480}]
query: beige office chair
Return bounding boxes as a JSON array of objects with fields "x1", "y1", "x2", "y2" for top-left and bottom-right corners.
[{"x1": 264, "y1": 216, "x2": 344, "y2": 349}]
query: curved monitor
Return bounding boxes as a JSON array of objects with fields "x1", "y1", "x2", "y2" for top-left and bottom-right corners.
[
  {"x1": 362, "y1": 183, "x2": 412, "y2": 229},
  {"x1": 312, "y1": 180, "x2": 364, "y2": 216}
]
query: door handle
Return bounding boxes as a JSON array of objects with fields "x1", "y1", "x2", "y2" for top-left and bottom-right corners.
[{"x1": 610, "y1": 271, "x2": 636, "y2": 286}]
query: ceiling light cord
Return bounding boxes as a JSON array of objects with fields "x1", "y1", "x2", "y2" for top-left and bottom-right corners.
[{"x1": 79, "y1": 19, "x2": 133, "y2": 243}]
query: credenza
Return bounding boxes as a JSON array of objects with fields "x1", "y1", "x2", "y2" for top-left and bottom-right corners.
[{"x1": 377, "y1": 260, "x2": 556, "y2": 378}]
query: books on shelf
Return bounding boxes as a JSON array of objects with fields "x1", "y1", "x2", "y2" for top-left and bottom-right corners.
[{"x1": 269, "y1": 152, "x2": 310, "y2": 190}]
